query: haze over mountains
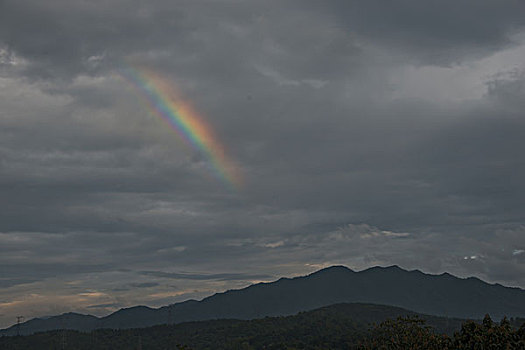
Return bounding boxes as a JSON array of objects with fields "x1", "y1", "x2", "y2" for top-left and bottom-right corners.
[{"x1": 3, "y1": 265, "x2": 525, "y2": 336}]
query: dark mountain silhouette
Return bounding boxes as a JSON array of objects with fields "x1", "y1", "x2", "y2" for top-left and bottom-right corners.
[
  {"x1": 2, "y1": 265, "x2": 525, "y2": 335},
  {"x1": 0, "y1": 303, "x2": 470, "y2": 349},
  {"x1": 0, "y1": 313, "x2": 99, "y2": 336}
]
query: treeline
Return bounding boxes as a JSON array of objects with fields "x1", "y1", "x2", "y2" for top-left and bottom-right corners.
[
  {"x1": 364, "y1": 315, "x2": 525, "y2": 349},
  {"x1": 0, "y1": 304, "x2": 524, "y2": 349}
]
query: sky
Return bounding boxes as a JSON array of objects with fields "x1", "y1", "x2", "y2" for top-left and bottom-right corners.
[{"x1": 1, "y1": 0, "x2": 525, "y2": 328}]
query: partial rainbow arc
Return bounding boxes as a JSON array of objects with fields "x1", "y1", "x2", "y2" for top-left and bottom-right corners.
[{"x1": 117, "y1": 66, "x2": 242, "y2": 189}]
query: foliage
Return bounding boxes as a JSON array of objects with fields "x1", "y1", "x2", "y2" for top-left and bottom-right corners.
[
  {"x1": 360, "y1": 316, "x2": 451, "y2": 349},
  {"x1": 1, "y1": 305, "x2": 524, "y2": 349},
  {"x1": 361, "y1": 314, "x2": 525, "y2": 350},
  {"x1": 452, "y1": 315, "x2": 525, "y2": 349}
]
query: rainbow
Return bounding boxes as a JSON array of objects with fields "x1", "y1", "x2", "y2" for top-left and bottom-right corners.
[{"x1": 117, "y1": 66, "x2": 242, "y2": 190}]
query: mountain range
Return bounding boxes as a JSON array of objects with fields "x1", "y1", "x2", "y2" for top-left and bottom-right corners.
[
  {"x1": 0, "y1": 303, "x2": 471, "y2": 349},
  {"x1": 2, "y1": 265, "x2": 525, "y2": 336}
]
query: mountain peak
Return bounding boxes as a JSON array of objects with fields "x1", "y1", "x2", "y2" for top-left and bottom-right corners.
[
  {"x1": 316, "y1": 265, "x2": 354, "y2": 273},
  {"x1": 308, "y1": 265, "x2": 355, "y2": 278},
  {"x1": 362, "y1": 265, "x2": 405, "y2": 272}
]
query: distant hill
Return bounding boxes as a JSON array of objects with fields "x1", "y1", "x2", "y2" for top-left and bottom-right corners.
[
  {"x1": 2, "y1": 265, "x2": 525, "y2": 335},
  {"x1": 0, "y1": 312, "x2": 99, "y2": 337},
  {"x1": 0, "y1": 303, "x2": 468, "y2": 349}
]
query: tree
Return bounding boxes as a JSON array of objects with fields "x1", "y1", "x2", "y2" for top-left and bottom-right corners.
[
  {"x1": 453, "y1": 314, "x2": 525, "y2": 349},
  {"x1": 362, "y1": 316, "x2": 451, "y2": 349}
]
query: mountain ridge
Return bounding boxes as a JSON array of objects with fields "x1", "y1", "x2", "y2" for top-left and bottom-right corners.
[
  {"x1": 2, "y1": 264, "x2": 524, "y2": 335},
  {"x1": 0, "y1": 303, "x2": 475, "y2": 349}
]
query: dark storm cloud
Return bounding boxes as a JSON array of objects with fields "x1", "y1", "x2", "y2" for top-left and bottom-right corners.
[
  {"x1": 1, "y1": 0, "x2": 525, "y2": 328},
  {"x1": 0, "y1": 0, "x2": 189, "y2": 79},
  {"x1": 3, "y1": 0, "x2": 524, "y2": 81},
  {"x1": 306, "y1": 0, "x2": 525, "y2": 65}
]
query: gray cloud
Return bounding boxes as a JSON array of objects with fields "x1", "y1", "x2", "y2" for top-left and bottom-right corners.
[
  {"x1": 86, "y1": 303, "x2": 121, "y2": 309},
  {"x1": 308, "y1": 0, "x2": 525, "y2": 65},
  {"x1": 129, "y1": 282, "x2": 159, "y2": 288},
  {"x1": 0, "y1": 279, "x2": 38, "y2": 289},
  {"x1": 140, "y1": 271, "x2": 271, "y2": 281}
]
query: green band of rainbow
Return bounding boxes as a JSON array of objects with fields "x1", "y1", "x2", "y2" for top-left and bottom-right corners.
[{"x1": 118, "y1": 66, "x2": 242, "y2": 190}]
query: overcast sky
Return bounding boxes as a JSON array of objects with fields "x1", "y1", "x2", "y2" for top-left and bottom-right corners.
[{"x1": 1, "y1": 0, "x2": 525, "y2": 328}]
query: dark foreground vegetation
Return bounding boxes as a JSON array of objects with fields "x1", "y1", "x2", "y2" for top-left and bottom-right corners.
[
  {"x1": 1, "y1": 303, "x2": 524, "y2": 349},
  {"x1": 365, "y1": 315, "x2": 525, "y2": 349}
]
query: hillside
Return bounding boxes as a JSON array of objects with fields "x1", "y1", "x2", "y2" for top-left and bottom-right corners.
[{"x1": 0, "y1": 303, "x2": 468, "y2": 349}]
